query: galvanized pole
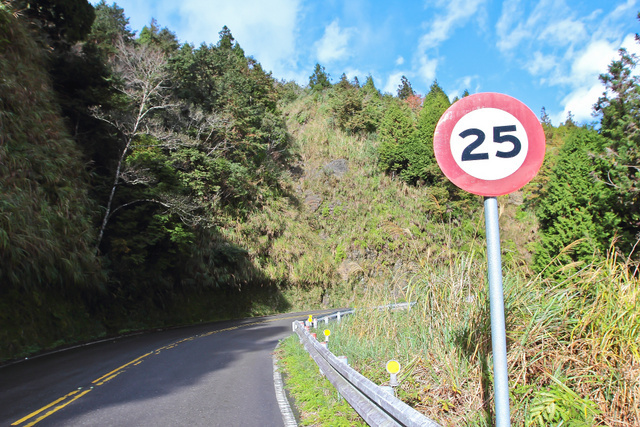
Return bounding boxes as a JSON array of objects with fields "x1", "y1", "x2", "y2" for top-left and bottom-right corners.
[{"x1": 484, "y1": 196, "x2": 511, "y2": 426}]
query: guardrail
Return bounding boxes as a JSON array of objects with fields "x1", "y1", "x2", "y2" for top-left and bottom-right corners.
[
  {"x1": 292, "y1": 305, "x2": 440, "y2": 427},
  {"x1": 312, "y1": 302, "x2": 415, "y2": 325}
]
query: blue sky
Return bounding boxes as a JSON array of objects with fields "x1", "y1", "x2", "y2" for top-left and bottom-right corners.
[{"x1": 91, "y1": 0, "x2": 640, "y2": 125}]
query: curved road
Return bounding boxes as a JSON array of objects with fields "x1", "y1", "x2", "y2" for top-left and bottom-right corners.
[{"x1": 0, "y1": 311, "x2": 328, "y2": 426}]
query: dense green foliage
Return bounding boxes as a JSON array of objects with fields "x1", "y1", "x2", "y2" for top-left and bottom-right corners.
[
  {"x1": 594, "y1": 48, "x2": 640, "y2": 256},
  {"x1": 0, "y1": 2, "x2": 293, "y2": 359},
  {"x1": 533, "y1": 129, "x2": 618, "y2": 271},
  {"x1": 14, "y1": 0, "x2": 95, "y2": 46},
  {"x1": 378, "y1": 100, "x2": 416, "y2": 174},
  {"x1": 378, "y1": 81, "x2": 450, "y2": 186},
  {"x1": 396, "y1": 75, "x2": 414, "y2": 100},
  {"x1": 0, "y1": 6, "x2": 100, "y2": 290},
  {"x1": 533, "y1": 46, "x2": 640, "y2": 273},
  {"x1": 0, "y1": 4, "x2": 104, "y2": 355},
  {"x1": 328, "y1": 76, "x2": 382, "y2": 134},
  {"x1": 309, "y1": 63, "x2": 332, "y2": 92}
]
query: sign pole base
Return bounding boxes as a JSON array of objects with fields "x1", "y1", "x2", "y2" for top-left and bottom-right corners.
[{"x1": 484, "y1": 196, "x2": 511, "y2": 426}]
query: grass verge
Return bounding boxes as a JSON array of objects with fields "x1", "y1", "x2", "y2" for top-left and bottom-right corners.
[{"x1": 276, "y1": 334, "x2": 366, "y2": 426}]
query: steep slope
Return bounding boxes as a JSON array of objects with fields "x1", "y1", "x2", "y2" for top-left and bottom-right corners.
[
  {"x1": 249, "y1": 90, "x2": 496, "y2": 308},
  {"x1": 0, "y1": 7, "x2": 104, "y2": 358}
]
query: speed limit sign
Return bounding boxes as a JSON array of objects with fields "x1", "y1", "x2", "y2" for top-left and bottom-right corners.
[
  {"x1": 433, "y1": 92, "x2": 545, "y2": 196},
  {"x1": 433, "y1": 92, "x2": 546, "y2": 425}
]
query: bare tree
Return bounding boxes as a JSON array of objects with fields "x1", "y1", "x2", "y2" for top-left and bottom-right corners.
[
  {"x1": 91, "y1": 38, "x2": 235, "y2": 253},
  {"x1": 92, "y1": 37, "x2": 175, "y2": 252}
]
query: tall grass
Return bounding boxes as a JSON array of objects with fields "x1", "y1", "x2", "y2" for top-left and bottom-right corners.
[
  {"x1": 0, "y1": 8, "x2": 102, "y2": 290},
  {"x1": 0, "y1": 8, "x2": 106, "y2": 359},
  {"x1": 261, "y1": 93, "x2": 487, "y2": 311},
  {"x1": 276, "y1": 335, "x2": 366, "y2": 426},
  {"x1": 509, "y1": 249, "x2": 639, "y2": 425},
  {"x1": 326, "y1": 252, "x2": 491, "y2": 425},
  {"x1": 326, "y1": 249, "x2": 639, "y2": 425}
]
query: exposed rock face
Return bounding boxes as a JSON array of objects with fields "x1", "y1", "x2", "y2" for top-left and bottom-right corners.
[
  {"x1": 300, "y1": 159, "x2": 349, "y2": 212},
  {"x1": 323, "y1": 159, "x2": 348, "y2": 177},
  {"x1": 304, "y1": 192, "x2": 323, "y2": 212}
]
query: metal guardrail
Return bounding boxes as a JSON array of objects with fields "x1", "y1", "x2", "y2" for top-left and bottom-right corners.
[
  {"x1": 313, "y1": 302, "x2": 416, "y2": 325},
  {"x1": 293, "y1": 305, "x2": 440, "y2": 427}
]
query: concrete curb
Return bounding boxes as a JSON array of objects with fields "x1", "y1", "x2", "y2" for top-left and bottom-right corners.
[{"x1": 273, "y1": 343, "x2": 298, "y2": 427}]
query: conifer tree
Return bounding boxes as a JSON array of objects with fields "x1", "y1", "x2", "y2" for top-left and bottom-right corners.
[
  {"x1": 139, "y1": 18, "x2": 180, "y2": 54},
  {"x1": 410, "y1": 80, "x2": 450, "y2": 184},
  {"x1": 361, "y1": 75, "x2": 379, "y2": 97},
  {"x1": 377, "y1": 81, "x2": 451, "y2": 185},
  {"x1": 89, "y1": 1, "x2": 135, "y2": 51},
  {"x1": 336, "y1": 73, "x2": 351, "y2": 90},
  {"x1": 417, "y1": 81, "x2": 450, "y2": 144},
  {"x1": 594, "y1": 48, "x2": 640, "y2": 256},
  {"x1": 397, "y1": 75, "x2": 414, "y2": 100},
  {"x1": 309, "y1": 63, "x2": 331, "y2": 92},
  {"x1": 534, "y1": 128, "x2": 617, "y2": 272},
  {"x1": 378, "y1": 101, "x2": 415, "y2": 175}
]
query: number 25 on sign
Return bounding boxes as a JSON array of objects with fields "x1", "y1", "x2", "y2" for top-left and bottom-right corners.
[{"x1": 434, "y1": 92, "x2": 545, "y2": 197}]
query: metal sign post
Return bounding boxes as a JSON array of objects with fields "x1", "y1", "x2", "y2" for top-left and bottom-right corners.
[
  {"x1": 433, "y1": 93, "x2": 546, "y2": 426},
  {"x1": 484, "y1": 196, "x2": 510, "y2": 426}
]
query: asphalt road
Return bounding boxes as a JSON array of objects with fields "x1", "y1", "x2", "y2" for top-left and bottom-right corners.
[{"x1": 0, "y1": 311, "x2": 328, "y2": 426}]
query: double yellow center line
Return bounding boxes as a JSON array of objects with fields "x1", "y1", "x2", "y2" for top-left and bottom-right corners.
[{"x1": 11, "y1": 313, "x2": 310, "y2": 426}]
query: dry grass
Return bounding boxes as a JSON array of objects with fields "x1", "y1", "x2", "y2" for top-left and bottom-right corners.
[
  {"x1": 508, "y1": 250, "x2": 639, "y2": 425},
  {"x1": 326, "y1": 247, "x2": 639, "y2": 425}
]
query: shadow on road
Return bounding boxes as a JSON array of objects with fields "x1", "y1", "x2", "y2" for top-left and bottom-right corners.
[{"x1": 0, "y1": 312, "x2": 331, "y2": 426}]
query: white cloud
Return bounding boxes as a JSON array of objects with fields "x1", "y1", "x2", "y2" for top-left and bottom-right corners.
[
  {"x1": 168, "y1": 0, "x2": 301, "y2": 75},
  {"x1": 419, "y1": 0, "x2": 486, "y2": 51},
  {"x1": 621, "y1": 32, "x2": 640, "y2": 57},
  {"x1": 493, "y1": 0, "x2": 640, "y2": 125},
  {"x1": 496, "y1": 0, "x2": 530, "y2": 52},
  {"x1": 609, "y1": 0, "x2": 639, "y2": 22},
  {"x1": 418, "y1": 55, "x2": 438, "y2": 85},
  {"x1": 571, "y1": 40, "x2": 618, "y2": 83},
  {"x1": 546, "y1": 40, "x2": 617, "y2": 124},
  {"x1": 410, "y1": 0, "x2": 484, "y2": 90},
  {"x1": 526, "y1": 51, "x2": 557, "y2": 76},
  {"x1": 555, "y1": 84, "x2": 604, "y2": 125},
  {"x1": 496, "y1": 0, "x2": 572, "y2": 53},
  {"x1": 383, "y1": 72, "x2": 406, "y2": 95},
  {"x1": 552, "y1": 33, "x2": 640, "y2": 124},
  {"x1": 448, "y1": 75, "x2": 479, "y2": 100},
  {"x1": 496, "y1": 26, "x2": 531, "y2": 52},
  {"x1": 314, "y1": 20, "x2": 355, "y2": 64},
  {"x1": 539, "y1": 19, "x2": 587, "y2": 46},
  {"x1": 396, "y1": 56, "x2": 405, "y2": 66}
]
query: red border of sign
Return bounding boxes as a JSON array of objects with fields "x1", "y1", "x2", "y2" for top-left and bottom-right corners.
[{"x1": 433, "y1": 92, "x2": 545, "y2": 196}]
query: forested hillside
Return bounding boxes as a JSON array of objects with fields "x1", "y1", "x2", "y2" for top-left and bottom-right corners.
[
  {"x1": 0, "y1": 6, "x2": 638, "y2": 416},
  {"x1": 1, "y1": 1, "x2": 298, "y2": 358}
]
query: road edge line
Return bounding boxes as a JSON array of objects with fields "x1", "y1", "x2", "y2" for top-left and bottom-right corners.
[{"x1": 273, "y1": 343, "x2": 297, "y2": 427}]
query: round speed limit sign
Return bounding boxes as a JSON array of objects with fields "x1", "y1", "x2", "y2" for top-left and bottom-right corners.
[{"x1": 433, "y1": 93, "x2": 545, "y2": 196}]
